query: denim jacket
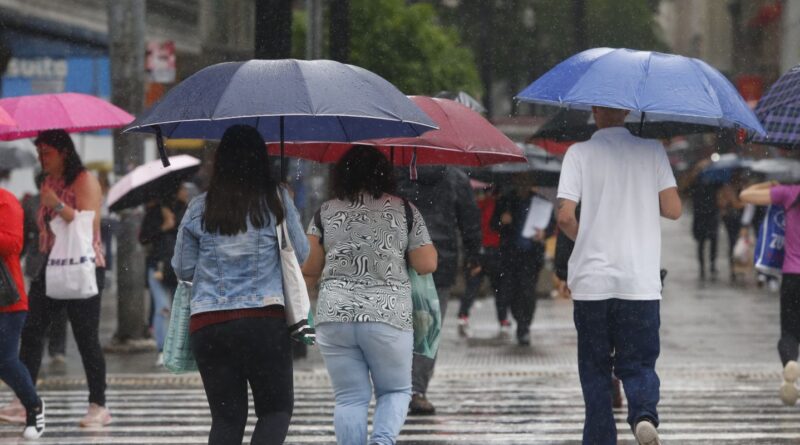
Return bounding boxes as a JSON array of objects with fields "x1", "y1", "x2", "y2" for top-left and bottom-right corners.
[{"x1": 172, "y1": 187, "x2": 310, "y2": 315}]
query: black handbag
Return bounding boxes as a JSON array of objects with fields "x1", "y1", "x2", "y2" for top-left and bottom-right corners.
[{"x1": 0, "y1": 260, "x2": 21, "y2": 307}]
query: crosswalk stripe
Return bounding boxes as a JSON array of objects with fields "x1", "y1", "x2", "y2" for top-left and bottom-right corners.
[{"x1": 2, "y1": 377, "x2": 800, "y2": 444}]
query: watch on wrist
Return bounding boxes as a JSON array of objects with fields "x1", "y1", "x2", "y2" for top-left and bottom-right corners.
[{"x1": 53, "y1": 202, "x2": 65, "y2": 213}]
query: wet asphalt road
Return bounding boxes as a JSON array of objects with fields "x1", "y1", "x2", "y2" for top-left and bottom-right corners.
[{"x1": 1, "y1": 213, "x2": 797, "y2": 444}]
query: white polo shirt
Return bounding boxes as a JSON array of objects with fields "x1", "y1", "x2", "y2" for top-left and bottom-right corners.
[{"x1": 557, "y1": 127, "x2": 676, "y2": 301}]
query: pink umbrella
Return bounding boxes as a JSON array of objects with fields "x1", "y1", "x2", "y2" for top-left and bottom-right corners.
[
  {"x1": 0, "y1": 93, "x2": 134, "y2": 141},
  {"x1": 266, "y1": 96, "x2": 525, "y2": 166},
  {"x1": 0, "y1": 106, "x2": 15, "y2": 127}
]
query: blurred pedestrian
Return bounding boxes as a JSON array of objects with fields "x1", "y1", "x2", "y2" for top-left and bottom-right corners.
[
  {"x1": 688, "y1": 159, "x2": 721, "y2": 280},
  {"x1": 20, "y1": 171, "x2": 68, "y2": 365},
  {"x1": 492, "y1": 175, "x2": 555, "y2": 346},
  {"x1": 740, "y1": 181, "x2": 800, "y2": 406},
  {"x1": 172, "y1": 125, "x2": 308, "y2": 445},
  {"x1": 139, "y1": 196, "x2": 177, "y2": 367},
  {"x1": 0, "y1": 187, "x2": 46, "y2": 439},
  {"x1": 5, "y1": 130, "x2": 110, "y2": 427},
  {"x1": 303, "y1": 145, "x2": 437, "y2": 444},
  {"x1": 457, "y1": 185, "x2": 503, "y2": 337},
  {"x1": 718, "y1": 173, "x2": 746, "y2": 282},
  {"x1": 557, "y1": 106, "x2": 681, "y2": 445},
  {"x1": 396, "y1": 165, "x2": 480, "y2": 415}
]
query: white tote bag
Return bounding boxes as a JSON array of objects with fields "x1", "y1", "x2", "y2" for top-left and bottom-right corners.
[
  {"x1": 274, "y1": 192, "x2": 313, "y2": 343},
  {"x1": 45, "y1": 211, "x2": 98, "y2": 299}
]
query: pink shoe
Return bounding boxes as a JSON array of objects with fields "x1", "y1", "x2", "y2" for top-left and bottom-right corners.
[
  {"x1": 79, "y1": 403, "x2": 112, "y2": 427},
  {"x1": 0, "y1": 398, "x2": 25, "y2": 424}
]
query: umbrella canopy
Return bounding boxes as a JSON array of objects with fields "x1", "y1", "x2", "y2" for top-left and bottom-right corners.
[
  {"x1": 0, "y1": 93, "x2": 134, "y2": 141},
  {"x1": 698, "y1": 153, "x2": 753, "y2": 184},
  {"x1": 265, "y1": 97, "x2": 525, "y2": 166},
  {"x1": 0, "y1": 146, "x2": 37, "y2": 170},
  {"x1": 532, "y1": 108, "x2": 719, "y2": 141},
  {"x1": 107, "y1": 155, "x2": 201, "y2": 212},
  {"x1": 752, "y1": 64, "x2": 800, "y2": 148},
  {"x1": 750, "y1": 158, "x2": 800, "y2": 183},
  {"x1": 434, "y1": 91, "x2": 487, "y2": 114},
  {"x1": 125, "y1": 59, "x2": 438, "y2": 164},
  {"x1": 0, "y1": 107, "x2": 15, "y2": 127},
  {"x1": 516, "y1": 48, "x2": 765, "y2": 135},
  {"x1": 487, "y1": 143, "x2": 562, "y2": 187}
]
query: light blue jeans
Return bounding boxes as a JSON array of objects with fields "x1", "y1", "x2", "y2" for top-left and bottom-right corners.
[
  {"x1": 316, "y1": 322, "x2": 413, "y2": 445},
  {"x1": 147, "y1": 266, "x2": 172, "y2": 351}
]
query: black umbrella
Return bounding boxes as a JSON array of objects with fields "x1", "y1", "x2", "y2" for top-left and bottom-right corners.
[
  {"x1": 471, "y1": 144, "x2": 562, "y2": 188},
  {"x1": 532, "y1": 108, "x2": 720, "y2": 142},
  {"x1": 0, "y1": 146, "x2": 37, "y2": 170},
  {"x1": 107, "y1": 155, "x2": 201, "y2": 212}
]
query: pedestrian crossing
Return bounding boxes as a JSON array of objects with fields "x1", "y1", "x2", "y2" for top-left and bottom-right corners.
[{"x1": 2, "y1": 371, "x2": 800, "y2": 444}]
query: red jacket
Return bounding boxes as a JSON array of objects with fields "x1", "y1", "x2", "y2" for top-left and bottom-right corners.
[{"x1": 0, "y1": 188, "x2": 27, "y2": 312}]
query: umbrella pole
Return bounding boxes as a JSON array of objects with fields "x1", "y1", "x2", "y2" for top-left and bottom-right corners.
[
  {"x1": 390, "y1": 146, "x2": 395, "y2": 165},
  {"x1": 280, "y1": 116, "x2": 285, "y2": 181},
  {"x1": 156, "y1": 126, "x2": 171, "y2": 167},
  {"x1": 638, "y1": 112, "x2": 645, "y2": 136}
]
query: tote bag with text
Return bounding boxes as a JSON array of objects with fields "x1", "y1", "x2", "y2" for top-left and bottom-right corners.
[{"x1": 45, "y1": 211, "x2": 98, "y2": 299}]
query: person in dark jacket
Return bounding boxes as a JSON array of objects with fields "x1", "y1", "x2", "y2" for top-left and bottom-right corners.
[
  {"x1": 492, "y1": 174, "x2": 555, "y2": 346},
  {"x1": 396, "y1": 165, "x2": 482, "y2": 415}
]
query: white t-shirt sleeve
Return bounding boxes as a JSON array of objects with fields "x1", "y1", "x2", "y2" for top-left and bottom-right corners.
[
  {"x1": 654, "y1": 145, "x2": 677, "y2": 192},
  {"x1": 557, "y1": 147, "x2": 582, "y2": 202}
]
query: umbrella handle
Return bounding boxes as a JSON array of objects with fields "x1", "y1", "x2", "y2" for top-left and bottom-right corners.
[
  {"x1": 638, "y1": 112, "x2": 645, "y2": 137},
  {"x1": 155, "y1": 127, "x2": 171, "y2": 168}
]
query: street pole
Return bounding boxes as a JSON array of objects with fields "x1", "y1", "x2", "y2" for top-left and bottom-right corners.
[
  {"x1": 107, "y1": 0, "x2": 148, "y2": 349},
  {"x1": 329, "y1": 0, "x2": 350, "y2": 63},
  {"x1": 255, "y1": 0, "x2": 293, "y2": 59},
  {"x1": 306, "y1": 0, "x2": 323, "y2": 59}
]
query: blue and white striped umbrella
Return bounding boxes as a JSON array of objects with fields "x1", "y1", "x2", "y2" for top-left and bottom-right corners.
[{"x1": 752, "y1": 64, "x2": 800, "y2": 149}]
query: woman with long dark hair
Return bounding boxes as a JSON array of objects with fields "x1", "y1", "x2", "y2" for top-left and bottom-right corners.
[
  {"x1": 172, "y1": 125, "x2": 309, "y2": 445},
  {"x1": 741, "y1": 181, "x2": 800, "y2": 406},
  {"x1": 303, "y1": 145, "x2": 437, "y2": 445},
  {"x1": 0, "y1": 129, "x2": 110, "y2": 427}
]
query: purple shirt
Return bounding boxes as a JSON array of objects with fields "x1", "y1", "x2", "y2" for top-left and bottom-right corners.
[{"x1": 771, "y1": 185, "x2": 800, "y2": 274}]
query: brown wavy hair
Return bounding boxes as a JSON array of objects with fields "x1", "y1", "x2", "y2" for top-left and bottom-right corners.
[{"x1": 333, "y1": 145, "x2": 396, "y2": 202}]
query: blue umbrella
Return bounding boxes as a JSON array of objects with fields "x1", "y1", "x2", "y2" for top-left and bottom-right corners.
[
  {"x1": 125, "y1": 59, "x2": 437, "y2": 167},
  {"x1": 516, "y1": 48, "x2": 765, "y2": 136},
  {"x1": 752, "y1": 64, "x2": 800, "y2": 149},
  {"x1": 698, "y1": 153, "x2": 753, "y2": 184}
]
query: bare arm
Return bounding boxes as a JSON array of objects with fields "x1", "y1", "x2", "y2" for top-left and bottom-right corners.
[
  {"x1": 740, "y1": 181, "x2": 775, "y2": 206},
  {"x1": 409, "y1": 244, "x2": 437, "y2": 275},
  {"x1": 556, "y1": 198, "x2": 579, "y2": 241},
  {"x1": 659, "y1": 187, "x2": 682, "y2": 220},
  {"x1": 301, "y1": 235, "x2": 325, "y2": 290}
]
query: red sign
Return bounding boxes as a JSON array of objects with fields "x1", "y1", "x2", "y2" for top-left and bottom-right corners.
[{"x1": 736, "y1": 75, "x2": 764, "y2": 108}]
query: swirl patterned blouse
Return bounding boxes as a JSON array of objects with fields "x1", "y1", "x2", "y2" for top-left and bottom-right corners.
[{"x1": 308, "y1": 193, "x2": 432, "y2": 331}]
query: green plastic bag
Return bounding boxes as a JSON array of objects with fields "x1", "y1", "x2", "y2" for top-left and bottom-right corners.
[
  {"x1": 409, "y1": 269, "x2": 441, "y2": 359},
  {"x1": 163, "y1": 282, "x2": 198, "y2": 373}
]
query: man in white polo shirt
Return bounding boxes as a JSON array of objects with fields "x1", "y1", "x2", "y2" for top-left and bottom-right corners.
[{"x1": 557, "y1": 106, "x2": 681, "y2": 445}]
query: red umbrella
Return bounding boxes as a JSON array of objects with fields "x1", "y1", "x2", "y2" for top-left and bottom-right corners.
[
  {"x1": 0, "y1": 93, "x2": 134, "y2": 141},
  {"x1": 266, "y1": 96, "x2": 525, "y2": 166}
]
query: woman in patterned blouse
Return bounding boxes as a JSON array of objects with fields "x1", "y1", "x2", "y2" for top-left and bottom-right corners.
[{"x1": 303, "y1": 145, "x2": 437, "y2": 445}]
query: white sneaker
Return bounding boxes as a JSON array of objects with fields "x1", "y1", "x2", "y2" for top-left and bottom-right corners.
[
  {"x1": 781, "y1": 360, "x2": 799, "y2": 406},
  {"x1": 155, "y1": 352, "x2": 164, "y2": 367},
  {"x1": 22, "y1": 399, "x2": 45, "y2": 439},
  {"x1": 498, "y1": 321, "x2": 512, "y2": 339},
  {"x1": 79, "y1": 403, "x2": 112, "y2": 427},
  {"x1": 0, "y1": 398, "x2": 25, "y2": 424},
  {"x1": 634, "y1": 420, "x2": 661, "y2": 445},
  {"x1": 457, "y1": 317, "x2": 470, "y2": 338}
]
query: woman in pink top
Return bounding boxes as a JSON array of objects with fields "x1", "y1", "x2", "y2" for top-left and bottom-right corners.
[
  {"x1": 741, "y1": 181, "x2": 800, "y2": 406},
  {"x1": 0, "y1": 130, "x2": 111, "y2": 427}
]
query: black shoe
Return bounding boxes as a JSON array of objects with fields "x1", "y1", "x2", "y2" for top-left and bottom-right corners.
[
  {"x1": 517, "y1": 332, "x2": 531, "y2": 346},
  {"x1": 408, "y1": 393, "x2": 435, "y2": 415},
  {"x1": 23, "y1": 399, "x2": 45, "y2": 439}
]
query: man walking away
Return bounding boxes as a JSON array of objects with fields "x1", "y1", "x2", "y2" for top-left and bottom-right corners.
[
  {"x1": 556, "y1": 106, "x2": 681, "y2": 445},
  {"x1": 397, "y1": 165, "x2": 481, "y2": 415}
]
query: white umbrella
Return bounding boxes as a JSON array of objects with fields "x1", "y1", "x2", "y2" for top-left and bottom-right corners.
[
  {"x1": 750, "y1": 158, "x2": 800, "y2": 183},
  {"x1": 107, "y1": 155, "x2": 201, "y2": 212}
]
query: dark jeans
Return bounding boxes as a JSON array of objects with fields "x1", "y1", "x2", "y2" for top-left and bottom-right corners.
[
  {"x1": 19, "y1": 267, "x2": 107, "y2": 406},
  {"x1": 779, "y1": 274, "x2": 800, "y2": 366},
  {"x1": 191, "y1": 317, "x2": 294, "y2": 445},
  {"x1": 722, "y1": 214, "x2": 741, "y2": 274},
  {"x1": 574, "y1": 299, "x2": 660, "y2": 445},
  {"x1": 47, "y1": 307, "x2": 68, "y2": 357},
  {"x1": 0, "y1": 312, "x2": 39, "y2": 410},
  {"x1": 458, "y1": 248, "x2": 504, "y2": 321},
  {"x1": 497, "y1": 247, "x2": 543, "y2": 337},
  {"x1": 412, "y1": 287, "x2": 449, "y2": 395}
]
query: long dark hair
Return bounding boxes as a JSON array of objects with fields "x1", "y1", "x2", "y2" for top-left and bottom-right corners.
[
  {"x1": 34, "y1": 130, "x2": 85, "y2": 185},
  {"x1": 333, "y1": 145, "x2": 396, "y2": 202},
  {"x1": 202, "y1": 125, "x2": 284, "y2": 235}
]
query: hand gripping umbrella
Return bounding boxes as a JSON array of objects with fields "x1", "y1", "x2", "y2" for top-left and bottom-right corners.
[
  {"x1": 0, "y1": 93, "x2": 134, "y2": 141},
  {"x1": 752, "y1": 64, "x2": 800, "y2": 149},
  {"x1": 265, "y1": 96, "x2": 525, "y2": 168},
  {"x1": 107, "y1": 155, "x2": 201, "y2": 212},
  {"x1": 516, "y1": 48, "x2": 766, "y2": 136},
  {"x1": 124, "y1": 59, "x2": 438, "y2": 171}
]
